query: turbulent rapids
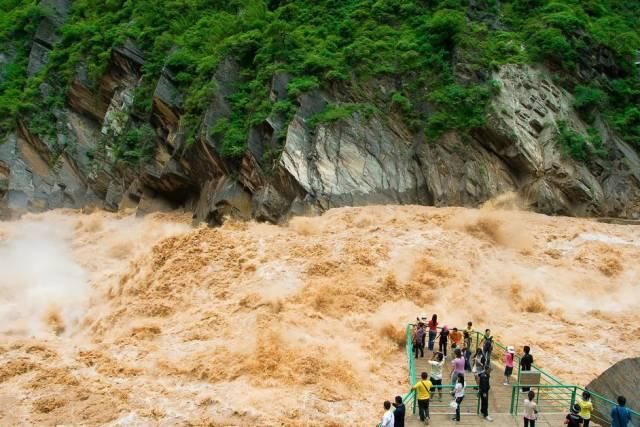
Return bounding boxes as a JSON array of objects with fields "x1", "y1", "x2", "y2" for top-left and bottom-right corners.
[{"x1": 1, "y1": 203, "x2": 639, "y2": 425}]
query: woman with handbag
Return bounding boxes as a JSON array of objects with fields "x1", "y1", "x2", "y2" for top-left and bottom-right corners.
[{"x1": 451, "y1": 373, "x2": 465, "y2": 422}]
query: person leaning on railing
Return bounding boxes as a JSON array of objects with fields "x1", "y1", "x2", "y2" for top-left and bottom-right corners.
[
  {"x1": 577, "y1": 391, "x2": 593, "y2": 427},
  {"x1": 412, "y1": 372, "x2": 432, "y2": 424}
]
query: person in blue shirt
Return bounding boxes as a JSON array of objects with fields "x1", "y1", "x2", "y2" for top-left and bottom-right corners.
[{"x1": 611, "y1": 396, "x2": 631, "y2": 427}]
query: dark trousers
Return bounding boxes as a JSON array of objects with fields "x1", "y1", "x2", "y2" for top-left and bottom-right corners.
[
  {"x1": 428, "y1": 331, "x2": 436, "y2": 351},
  {"x1": 455, "y1": 396, "x2": 464, "y2": 421},
  {"x1": 480, "y1": 392, "x2": 489, "y2": 417},
  {"x1": 414, "y1": 341, "x2": 424, "y2": 358},
  {"x1": 464, "y1": 350, "x2": 472, "y2": 371},
  {"x1": 418, "y1": 399, "x2": 430, "y2": 421},
  {"x1": 439, "y1": 340, "x2": 448, "y2": 357},
  {"x1": 583, "y1": 420, "x2": 590, "y2": 427},
  {"x1": 430, "y1": 378, "x2": 442, "y2": 399},
  {"x1": 524, "y1": 418, "x2": 536, "y2": 427},
  {"x1": 483, "y1": 350, "x2": 492, "y2": 368}
]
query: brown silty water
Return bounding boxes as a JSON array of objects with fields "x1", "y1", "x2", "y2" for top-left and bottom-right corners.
[{"x1": 0, "y1": 199, "x2": 639, "y2": 425}]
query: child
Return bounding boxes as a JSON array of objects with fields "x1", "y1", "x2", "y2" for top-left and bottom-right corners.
[
  {"x1": 504, "y1": 346, "x2": 515, "y2": 385},
  {"x1": 565, "y1": 403, "x2": 583, "y2": 427},
  {"x1": 577, "y1": 391, "x2": 593, "y2": 427}
]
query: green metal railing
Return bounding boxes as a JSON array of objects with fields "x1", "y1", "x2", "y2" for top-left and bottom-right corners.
[{"x1": 397, "y1": 325, "x2": 639, "y2": 426}]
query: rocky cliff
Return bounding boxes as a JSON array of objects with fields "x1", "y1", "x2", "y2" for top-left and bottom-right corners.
[
  {"x1": 587, "y1": 357, "x2": 639, "y2": 413},
  {"x1": 1, "y1": 0, "x2": 640, "y2": 222}
]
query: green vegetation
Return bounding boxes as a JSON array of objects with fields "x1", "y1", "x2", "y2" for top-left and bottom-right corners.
[
  {"x1": 1, "y1": 0, "x2": 639, "y2": 160},
  {"x1": 556, "y1": 121, "x2": 606, "y2": 161},
  {"x1": 111, "y1": 123, "x2": 157, "y2": 165}
]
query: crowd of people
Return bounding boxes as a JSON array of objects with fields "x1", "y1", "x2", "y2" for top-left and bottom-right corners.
[{"x1": 379, "y1": 314, "x2": 634, "y2": 427}]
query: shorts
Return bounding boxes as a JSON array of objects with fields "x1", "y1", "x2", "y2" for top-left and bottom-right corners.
[{"x1": 504, "y1": 366, "x2": 513, "y2": 376}]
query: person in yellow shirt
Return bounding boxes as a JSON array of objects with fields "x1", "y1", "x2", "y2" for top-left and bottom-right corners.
[
  {"x1": 577, "y1": 391, "x2": 594, "y2": 427},
  {"x1": 465, "y1": 322, "x2": 474, "y2": 347},
  {"x1": 412, "y1": 372, "x2": 432, "y2": 424}
]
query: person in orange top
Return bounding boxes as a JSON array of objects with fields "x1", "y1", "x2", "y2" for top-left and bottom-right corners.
[{"x1": 450, "y1": 327, "x2": 463, "y2": 352}]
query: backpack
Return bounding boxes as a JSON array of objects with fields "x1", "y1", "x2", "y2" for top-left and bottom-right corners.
[{"x1": 483, "y1": 336, "x2": 493, "y2": 352}]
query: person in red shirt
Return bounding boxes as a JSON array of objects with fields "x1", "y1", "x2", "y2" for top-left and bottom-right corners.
[{"x1": 427, "y1": 314, "x2": 438, "y2": 352}]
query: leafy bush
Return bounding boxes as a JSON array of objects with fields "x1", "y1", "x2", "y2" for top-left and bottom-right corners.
[
  {"x1": 112, "y1": 124, "x2": 157, "y2": 165},
  {"x1": 309, "y1": 103, "x2": 376, "y2": 128},
  {"x1": 556, "y1": 121, "x2": 606, "y2": 161}
]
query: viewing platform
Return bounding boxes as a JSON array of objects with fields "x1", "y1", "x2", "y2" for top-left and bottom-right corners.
[{"x1": 389, "y1": 325, "x2": 640, "y2": 427}]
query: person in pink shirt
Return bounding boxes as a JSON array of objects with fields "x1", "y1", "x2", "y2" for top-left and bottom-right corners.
[
  {"x1": 504, "y1": 345, "x2": 515, "y2": 385},
  {"x1": 450, "y1": 348, "x2": 466, "y2": 385}
]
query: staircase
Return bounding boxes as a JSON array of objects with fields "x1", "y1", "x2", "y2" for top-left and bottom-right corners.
[{"x1": 393, "y1": 325, "x2": 639, "y2": 427}]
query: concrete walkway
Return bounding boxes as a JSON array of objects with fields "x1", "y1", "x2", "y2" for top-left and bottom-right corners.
[
  {"x1": 407, "y1": 346, "x2": 568, "y2": 426},
  {"x1": 405, "y1": 412, "x2": 566, "y2": 426}
]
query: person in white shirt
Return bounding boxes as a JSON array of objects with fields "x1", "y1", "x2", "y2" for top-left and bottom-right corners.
[
  {"x1": 452, "y1": 373, "x2": 465, "y2": 422},
  {"x1": 429, "y1": 351, "x2": 445, "y2": 401},
  {"x1": 381, "y1": 400, "x2": 395, "y2": 427},
  {"x1": 523, "y1": 390, "x2": 538, "y2": 427}
]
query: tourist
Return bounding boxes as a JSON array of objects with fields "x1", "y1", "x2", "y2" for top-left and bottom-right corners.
[
  {"x1": 478, "y1": 367, "x2": 493, "y2": 421},
  {"x1": 450, "y1": 327, "x2": 463, "y2": 352},
  {"x1": 520, "y1": 346, "x2": 533, "y2": 392},
  {"x1": 577, "y1": 391, "x2": 593, "y2": 427},
  {"x1": 381, "y1": 400, "x2": 394, "y2": 427},
  {"x1": 451, "y1": 373, "x2": 465, "y2": 422},
  {"x1": 429, "y1": 352, "x2": 444, "y2": 401},
  {"x1": 420, "y1": 315, "x2": 428, "y2": 349},
  {"x1": 414, "y1": 320, "x2": 426, "y2": 358},
  {"x1": 611, "y1": 396, "x2": 632, "y2": 427},
  {"x1": 450, "y1": 349, "x2": 466, "y2": 385},
  {"x1": 427, "y1": 314, "x2": 438, "y2": 351},
  {"x1": 523, "y1": 390, "x2": 538, "y2": 427},
  {"x1": 465, "y1": 321, "x2": 474, "y2": 338},
  {"x1": 504, "y1": 346, "x2": 515, "y2": 385},
  {"x1": 393, "y1": 395, "x2": 405, "y2": 427},
  {"x1": 462, "y1": 332, "x2": 472, "y2": 371},
  {"x1": 565, "y1": 403, "x2": 583, "y2": 426},
  {"x1": 437, "y1": 325, "x2": 450, "y2": 358},
  {"x1": 412, "y1": 372, "x2": 432, "y2": 424},
  {"x1": 480, "y1": 329, "x2": 494, "y2": 369},
  {"x1": 472, "y1": 348, "x2": 485, "y2": 374}
]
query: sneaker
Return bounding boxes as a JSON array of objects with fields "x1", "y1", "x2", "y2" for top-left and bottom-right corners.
[
  {"x1": 485, "y1": 416, "x2": 494, "y2": 421},
  {"x1": 503, "y1": 382, "x2": 509, "y2": 386}
]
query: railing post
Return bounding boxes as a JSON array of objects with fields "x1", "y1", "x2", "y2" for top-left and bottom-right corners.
[
  {"x1": 570, "y1": 386, "x2": 577, "y2": 410},
  {"x1": 413, "y1": 391, "x2": 417, "y2": 415},
  {"x1": 510, "y1": 385, "x2": 516, "y2": 415}
]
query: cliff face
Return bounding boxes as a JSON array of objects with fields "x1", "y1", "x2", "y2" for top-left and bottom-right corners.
[
  {"x1": 587, "y1": 357, "x2": 640, "y2": 413},
  {"x1": 1, "y1": 2, "x2": 639, "y2": 222}
]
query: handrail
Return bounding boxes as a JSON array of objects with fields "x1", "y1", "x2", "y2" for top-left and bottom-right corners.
[{"x1": 397, "y1": 324, "x2": 639, "y2": 424}]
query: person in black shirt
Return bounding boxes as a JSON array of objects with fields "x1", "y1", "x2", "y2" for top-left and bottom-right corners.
[
  {"x1": 478, "y1": 367, "x2": 493, "y2": 421},
  {"x1": 565, "y1": 403, "x2": 583, "y2": 427},
  {"x1": 393, "y1": 395, "x2": 405, "y2": 427},
  {"x1": 436, "y1": 326, "x2": 450, "y2": 358},
  {"x1": 520, "y1": 346, "x2": 533, "y2": 392}
]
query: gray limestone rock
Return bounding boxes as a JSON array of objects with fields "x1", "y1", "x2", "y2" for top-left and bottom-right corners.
[{"x1": 193, "y1": 177, "x2": 252, "y2": 226}]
